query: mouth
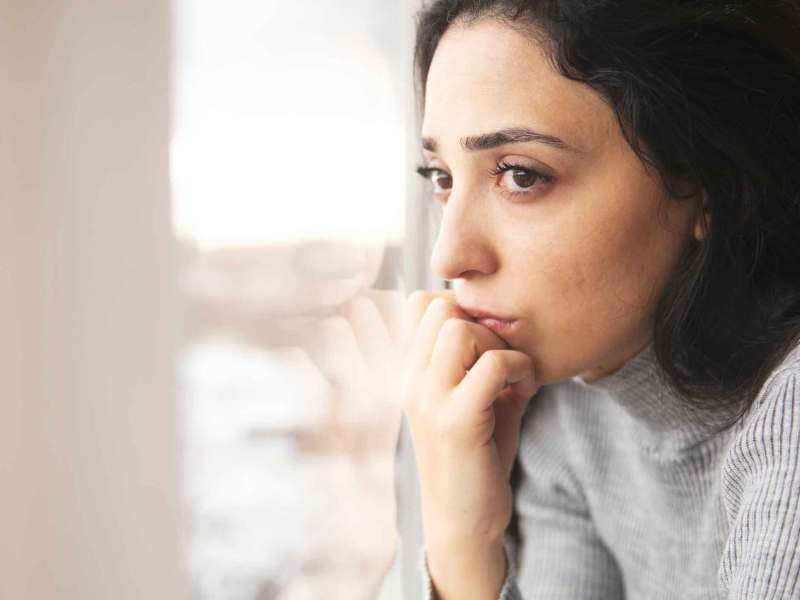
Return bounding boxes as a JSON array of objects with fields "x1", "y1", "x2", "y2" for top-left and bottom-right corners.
[
  {"x1": 457, "y1": 303, "x2": 519, "y2": 337},
  {"x1": 475, "y1": 317, "x2": 518, "y2": 337}
]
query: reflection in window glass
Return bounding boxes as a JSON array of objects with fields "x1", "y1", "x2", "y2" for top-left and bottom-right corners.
[{"x1": 172, "y1": 1, "x2": 410, "y2": 598}]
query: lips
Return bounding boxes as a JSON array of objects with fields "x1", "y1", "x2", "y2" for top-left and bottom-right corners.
[
  {"x1": 457, "y1": 303, "x2": 517, "y2": 323},
  {"x1": 457, "y1": 303, "x2": 519, "y2": 336},
  {"x1": 475, "y1": 317, "x2": 517, "y2": 336}
]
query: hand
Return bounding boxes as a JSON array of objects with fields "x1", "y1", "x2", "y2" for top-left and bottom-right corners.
[
  {"x1": 271, "y1": 287, "x2": 406, "y2": 597},
  {"x1": 249, "y1": 241, "x2": 403, "y2": 596},
  {"x1": 275, "y1": 288, "x2": 405, "y2": 453},
  {"x1": 400, "y1": 290, "x2": 539, "y2": 597}
]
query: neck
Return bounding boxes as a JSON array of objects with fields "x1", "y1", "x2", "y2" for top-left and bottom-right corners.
[
  {"x1": 577, "y1": 337, "x2": 653, "y2": 384},
  {"x1": 572, "y1": 340, "x2": 744, "y2": 456}
]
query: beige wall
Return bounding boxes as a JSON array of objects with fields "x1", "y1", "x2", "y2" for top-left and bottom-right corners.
[{"x1": 0, "y1": 1, "x2": 187, "y2": 598}]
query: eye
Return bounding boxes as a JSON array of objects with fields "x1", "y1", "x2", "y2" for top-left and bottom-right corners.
[
  {"x1": 415, "y1": 165, "x2": 452, "y2": 196},
  {"x1": 489, "y1": 160, "x2": 553, "y2": 199}
]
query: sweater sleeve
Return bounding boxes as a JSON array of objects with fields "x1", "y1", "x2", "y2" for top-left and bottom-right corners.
[
  {"x1": 418, "y1": 532, "x2": 520, "y2": 600},
  {"x1": 417, "y1": 386, "x2": 624, "y2": 599},
  {"x1": 719, "y1": 366, "x2": 800, "y2": 598}
]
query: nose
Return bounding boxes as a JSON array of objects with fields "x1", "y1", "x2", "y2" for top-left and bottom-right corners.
[{"x1": 429, "y1": 189, "x2": 498, "y2": 281}]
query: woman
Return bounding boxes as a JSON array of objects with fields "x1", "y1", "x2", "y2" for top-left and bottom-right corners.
[{"x1": 401, "y1": 1, "x2": 800, "y2": 598}]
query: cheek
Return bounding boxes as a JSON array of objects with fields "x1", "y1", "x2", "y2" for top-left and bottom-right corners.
[
  {"x1": 541, "y1": 197, "x2": 679, "y2": 335},
  {"x1": 592, "y1": 166, "x2": 690, "y2": 292},
  {"x1": 512, "y1": 214, "x2": 678, "y2": 384},
  {"x1": 526, "y1": 233, "x2": 609, "y2": 338},
  {"x1": 552, "y1": 237, "x2": 627, "y2": 323}
]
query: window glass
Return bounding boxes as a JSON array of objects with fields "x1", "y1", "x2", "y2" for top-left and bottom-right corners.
[{"x1": 172, "y1": 1, "x2": 414, "y2": 598}]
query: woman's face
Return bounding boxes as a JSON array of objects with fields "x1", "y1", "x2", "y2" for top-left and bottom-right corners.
[{"x1": 421, "y1": 19, "x2": 704, "y2": 384}]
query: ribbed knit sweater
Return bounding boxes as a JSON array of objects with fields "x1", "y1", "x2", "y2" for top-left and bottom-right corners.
[{"x1": 419, "y1": 339, "x2": 800, "y2": 599}]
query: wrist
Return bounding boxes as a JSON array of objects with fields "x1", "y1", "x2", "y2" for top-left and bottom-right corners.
[{"x1": 426, "y1": 537, "x2": 508, "y2": 600}]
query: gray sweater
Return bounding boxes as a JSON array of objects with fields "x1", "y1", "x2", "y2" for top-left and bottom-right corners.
[{"x1": 418, "y1": 339, "x2": 800, "y2": 599}]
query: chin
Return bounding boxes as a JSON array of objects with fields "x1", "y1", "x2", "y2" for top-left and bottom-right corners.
[
  {"x1": 524, "y1": 345, "x2": 599, "y2": 387},
  {"x1": 525, "y1": 353, "x2": 573, "y2": 387}
]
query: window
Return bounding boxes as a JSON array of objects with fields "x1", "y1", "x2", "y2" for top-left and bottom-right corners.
[{"x1": 172, "y1": 1, "x2": 433, "y2": 598}]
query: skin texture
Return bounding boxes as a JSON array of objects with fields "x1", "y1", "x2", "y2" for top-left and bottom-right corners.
[
  {"x1": 402, "y1": 18, "x2": 708, "y2": 598},
  {"x1": 420, "y1": 18, "x2": 706, "y2": 384}
]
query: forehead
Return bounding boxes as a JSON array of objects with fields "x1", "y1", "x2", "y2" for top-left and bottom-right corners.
[{"x1": 422, "y1": 19, "x2": 614, "y2": 151}]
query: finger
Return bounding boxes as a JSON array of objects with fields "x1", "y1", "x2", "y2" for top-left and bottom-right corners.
[
  {"x1": 363, "y1": 289, "x2": 406, "y2": 352},
  {"x1": 459, "y1": 349, "x2": 535, "y2": 415},
  {"x1": 302, "y1": 315, "x2": 368, "y2": 393},
  {"x1": 342, "y1": 294, "x2": 395, "y2": 383},
  {"x1": 400, "y1": 289, "x2": 455, "y2": 353},
  {"x1": 429, "y1": 318, "x2": 509, "y2": 388},
  {"x1": 406, "y1": 295, "x2": 468, "y2": 371}
]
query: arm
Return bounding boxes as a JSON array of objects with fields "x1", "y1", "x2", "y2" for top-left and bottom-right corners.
[
  {"x1": 419, "y1": 531, "x2": 519, "y2": 600},
  {"x1": 719, "y1": 367, "x2": 800, "y2": 598},
  {"x1": 418, "y1": 385, "x2": 624, "y2": 599},
  {"x1": 400, "y1": 291, "x2": 538, "y2": 600}
]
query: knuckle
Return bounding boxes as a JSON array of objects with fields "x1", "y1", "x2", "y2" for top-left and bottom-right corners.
[
  {"x1": 481, "y1": 350, "x2": 506, "y2": 372},
  {"x1": 439, "y1": 317, "x2": 469, "y2": 339}
]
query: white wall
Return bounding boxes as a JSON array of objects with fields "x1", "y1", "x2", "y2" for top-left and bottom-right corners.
[{"x1": 0, "y1": 1, "x2": 187, "y2": 598}]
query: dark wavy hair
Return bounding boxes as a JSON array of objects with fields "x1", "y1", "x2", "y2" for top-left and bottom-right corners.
[{"x1": 414, "y1": 0, "x2": 800, "y2": 428}]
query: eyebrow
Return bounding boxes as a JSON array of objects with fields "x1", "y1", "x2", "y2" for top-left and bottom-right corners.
[{"x1": 421, "y1": 127, "x2": 579, "y2": 153}]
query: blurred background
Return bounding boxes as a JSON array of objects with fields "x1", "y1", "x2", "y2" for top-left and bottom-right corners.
[
  {"x1": 173, "y1": 1, "x2": 425, "y2": 598},
  {"x1": 1, "y1": 0, "x2": 439, "y2": 599}
]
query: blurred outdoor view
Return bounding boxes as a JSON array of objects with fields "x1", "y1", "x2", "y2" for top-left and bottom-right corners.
[{"x1": 171, "y1": 1, "x2": 416, "y2": 598}]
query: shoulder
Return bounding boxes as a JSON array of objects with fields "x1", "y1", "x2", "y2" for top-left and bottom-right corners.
[
  {"x1": 718, "y1": 339, "x2": 800, "y2": 594},
  {"x1": 764, "y1": 341, "x2": 800, "y2": 397},
  {"x1": 721, "y1": 337, "x2": 800, "y2": 510},
  {"x1": 725, "y1": 336, "x2": 800, "y2": 448}
]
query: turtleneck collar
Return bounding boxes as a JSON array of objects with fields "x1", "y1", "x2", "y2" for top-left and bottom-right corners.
[{"x1": 570, "y1": 340, "x2": 742, "y2": 456}]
